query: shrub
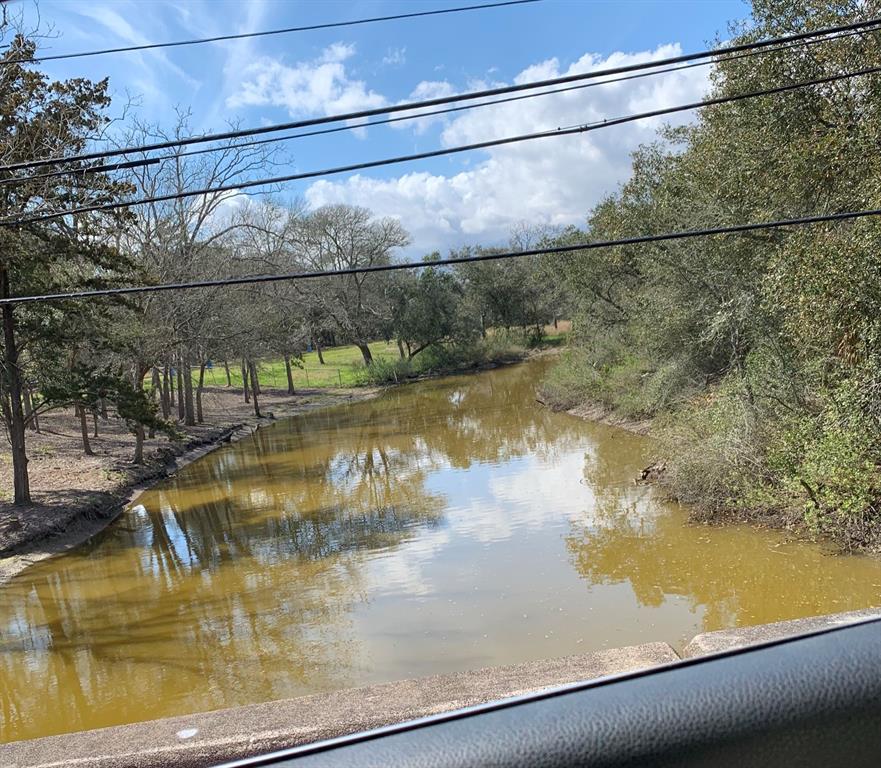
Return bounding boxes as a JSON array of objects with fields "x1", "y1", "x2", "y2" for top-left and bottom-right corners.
[{"x1": 354, "y1": 358, "x2": 413, "y2": 386}]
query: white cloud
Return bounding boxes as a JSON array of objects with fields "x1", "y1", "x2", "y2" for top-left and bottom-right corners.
[
  {"x1": 227, "y1": 42, "x2": 386, "y2": 118},
  {"x1": 71, "y1": 5, "x2": 200, "y2": 89},
  {"x1": 390, "y1": 80, "x2": 458, "y2": 135},
  {"x1": 305, "y1": 44, "x2": 710, "y2": 257},
  {"x1": 382, "y1": 47, "x2": 407, "y2": 67}
]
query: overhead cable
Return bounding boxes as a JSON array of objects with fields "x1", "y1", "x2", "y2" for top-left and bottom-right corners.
[
  {"x1": 4, "y1": 62, "x2": 879, "y2": 227},
  {"x1": 0, "y1": 1, "x2": 540, "y2": 65},
  {"x1": 4, "y1": 24, "x2": 875, "y2": 189},
  {"x1": 2, "y1": 16, "x2": 879, "y2": 174},
  {"x1": 2, "y1": 207, "x2": 879, "y2": 306}
]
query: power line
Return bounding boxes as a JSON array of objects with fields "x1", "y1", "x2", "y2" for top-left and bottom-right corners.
[
  {"x1": 5, "y1": 62, "x2": 880, "y2": 227},
  {"x1": 2, "y1": 16, "x2": 879, "y2": 174},
  {"x1": 5, "y1": 24, "x2": 874, "y2": 189},
  {"x1": 2, "y1": 207, "x2": 878, "y2": 306},
  {"x1": 1, "y1": 1, "x2": 540, "y2": 65}
]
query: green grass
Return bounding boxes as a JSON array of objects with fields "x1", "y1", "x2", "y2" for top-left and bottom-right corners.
[
  {"x1": 536, "y1": 331, "x2": 568, "y2": 347},
  {"x1": 190, "y1": 329, "x2": 570, "y2": 392},
  {"x1": 198, "y1": 340, "x2": 401, "y2": 390}
]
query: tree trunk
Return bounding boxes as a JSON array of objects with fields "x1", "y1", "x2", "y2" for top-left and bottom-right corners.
[
  {"x1": 357, "y1": 343, "x2": 373, "y2": 366},
  {"x1": 248, "y1": 361, "x2": 261, "y2": 418},
  {"x1": 133, "y1": 424, "x2": 145, "y2": 464},
  {"x1": 165, "y1": 364, "x2": 174, "y2": 408},
  {"x1": 176, "y1": 359, "x2": 185, "y2": 421},
  {"x1": 408, "y1": 343, "x2": 430, "y2": 361},
  {"x1": 182, "y1": 353, "x2": 196, "y2": 426},
  {"x1": 224, "y1": 360, "x2": 231, "y2": 386},
  {"x1": 151, "y1": 366, "x2": 163, "y2": 416},
  {"x1": 252, "y1": 364, "x2": 261, "y2": 395},
  {"x1": 93, "y1": 410, "x2": 99, "y2": 438},
  {"x1": 27, "y1": 389, "x2": 40, "y2": 433},
  {"x1": 314, "y1": 339, "x2": 325, "y2": 365},
  {"x1": 242, "y1": 359, "x2": 250, "y2": 402},
  {"x1": 196, "y1": 361, "x2": 206, "y2": 423},
  {"x1": 284, "y1": 355, "x2": 296, "y2": 395},
  {"x1": 0, "y1": 269, "x2": 30, "y2": 504},
  {"x1": 79, "y1": 405, "x2": 94, "y2": 456},
  {"x1": 159, "y1": 368, "x2": 169, "y2": 417},
  {"x1": 22, "y1": 385, "x2": 35, "y2": 432},
  {"x1": 397, "y1": 339, "x2": 406, "y2": 359}
]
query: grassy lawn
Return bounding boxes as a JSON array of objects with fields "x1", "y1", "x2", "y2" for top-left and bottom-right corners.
[
  {"x1": 195, "y1": 324, "x2": 571, "y2": 391},
  {"x1": 199, "y1": 340, "x2": 401, "y2": 390}
]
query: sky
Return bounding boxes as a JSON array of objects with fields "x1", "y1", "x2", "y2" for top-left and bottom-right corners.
[{"x1": 16, "y1": 0, "x2": 750, "y2": 257}]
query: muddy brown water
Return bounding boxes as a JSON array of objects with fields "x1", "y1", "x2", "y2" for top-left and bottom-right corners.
[{"x1": 2, "y1": 358, "x2": 881, "y2": 743}]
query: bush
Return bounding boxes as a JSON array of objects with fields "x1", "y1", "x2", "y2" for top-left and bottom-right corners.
[
  {"x1": 353, "y1": 358, "x2": 413, "y2": 386},
  {"x1": 658, "y1": 377, "x2": 768, "y2": 513},
  {"x1": 539, "y1": 345, "x2": 696, "y2": 419},
  {"x1": 538, "y1": 348, "x2": 603, "y2": 410},
  {"x1": 354, "y1": 335, "x2": 527, "y2": 386},
  {"x1": 764, "y1": 379, "x2": 881, "y2": 533},
  {"x1": 657, "y1": 369, "x2": 881, "y2": 546}
]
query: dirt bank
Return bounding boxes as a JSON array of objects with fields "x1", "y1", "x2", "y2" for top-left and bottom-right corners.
[
  {"x1": 564, "y1": 401, "x2": 652, "y2": 436},
  {"x1": 0, "y1": 386, "x2": 380, "y2": 584}
]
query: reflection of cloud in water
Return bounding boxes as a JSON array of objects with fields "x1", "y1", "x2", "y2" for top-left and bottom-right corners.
[
  {"x1": 365, "y1": 525, "x2": 453, "y2": 597},
  {"x1": 5, "y1": 358, "x2": 881, "y2": 744},
  {"x1": 364, "y1": 450, "x2": 594, "y2": 596}
]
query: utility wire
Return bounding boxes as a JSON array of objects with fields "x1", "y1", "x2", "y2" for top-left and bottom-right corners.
[
  {"x1": 2, "y1": 15, "x2": 879, "y2": 174},
  {"x1": 4, "y1": 62, "x2": 880, "y2": 227},
  {"x1": 2, "y1": 207, "x2": 879, "y2": 306},
  {"x1": 0, "y1": 0, "x2": 540, "y2": 65},
  {"x1": 5, "y1": 24, "x2": 875, "y2": 189}
]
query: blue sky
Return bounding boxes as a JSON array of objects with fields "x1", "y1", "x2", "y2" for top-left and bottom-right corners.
[{"x1": 19, "y1": 0, "x2": 749, "y2": 256}]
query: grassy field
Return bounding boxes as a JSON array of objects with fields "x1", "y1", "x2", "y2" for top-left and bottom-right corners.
[
  {"x1": 199, "y1": 324, "x2": 571, "y2": 391},
  {"x1": 200, "y1": 340, "x2": 401, "y2": 390}
]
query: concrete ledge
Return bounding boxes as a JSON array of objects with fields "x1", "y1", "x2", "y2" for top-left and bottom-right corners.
[
  {"x1": 683, "y1": 608, "x2": 881, "y2": 658},
  {"x1": 0, "y1": 643, "x2": 678, "y2": 768}
]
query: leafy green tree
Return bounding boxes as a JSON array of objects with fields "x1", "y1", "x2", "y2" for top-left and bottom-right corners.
[
  {"x1": 42, "y1": 365, "x2": 172, "y2": 463},
  {"x1": 288, "y1": 205, "x2": 409, "y2": 365},
  {"x1": 392, "y1": 259, "x2": 479, "y2": 360},
  {"x1": 551, "y1": 0, "x2": 881, "y2": 540},
  {"x1": 0, "y1": 30, "x2": 133, "y2": 503}
]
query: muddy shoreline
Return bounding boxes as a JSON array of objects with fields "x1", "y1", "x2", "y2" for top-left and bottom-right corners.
[
  {"x1": 0, "y1": 388, "x2": 380, "y2": 585},
  {"x1": 564, "y1": 401, "x2": 652, "y2": 436}
]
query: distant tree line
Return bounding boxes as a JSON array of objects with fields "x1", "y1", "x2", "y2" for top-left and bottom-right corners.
[{"x1": 0, "y1": 25, "x2": 566, "y2": 505}]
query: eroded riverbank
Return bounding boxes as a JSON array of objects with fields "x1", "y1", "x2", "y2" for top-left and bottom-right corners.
[{"x1": 2, "y1": 358, "x2": 881, "y2": 743}]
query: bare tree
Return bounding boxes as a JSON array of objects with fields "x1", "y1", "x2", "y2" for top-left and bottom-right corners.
[
  {"x1": 288, "y1": 205, "x2": 409, "y2": 365},
  {"x1": 116, "y1": 111, "x2": 277, "y2": 431}
]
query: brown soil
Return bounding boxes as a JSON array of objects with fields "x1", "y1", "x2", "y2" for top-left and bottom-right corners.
[
  {"x1": 565, "y1": 401, "x2": 652, "y2": 435},
  {"x1": 0, "y1": 385, "x2": 379, "y2": 581}
]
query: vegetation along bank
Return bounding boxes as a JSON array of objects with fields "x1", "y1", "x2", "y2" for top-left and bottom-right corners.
[
  {"x1": 540, "y1": 1, "x2": 881, "y2": 553},
  {"x1": 5, "y1": 1, "x2": 881, "y2": 561}
]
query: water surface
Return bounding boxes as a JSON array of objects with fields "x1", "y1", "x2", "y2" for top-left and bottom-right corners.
[{"x1": 2, "y1": 358, "x2": 881, "y2": 742}]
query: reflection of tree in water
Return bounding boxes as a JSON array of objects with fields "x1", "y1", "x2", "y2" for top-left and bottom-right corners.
[
  {"x1": 0, "y1": 512, "x2": 366, "y2": 741},
  {"x1": 567, "y1": 430, "x2": 881, "y2": 633},
  {"x1": 0, "y1": 360, "x2": 577, "y2": 741}
]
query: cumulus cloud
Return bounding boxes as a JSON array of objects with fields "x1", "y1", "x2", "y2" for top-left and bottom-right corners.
[
  {"x1": 306, "y1": 44, "x2": 710, "y2": 257},
  {"x1": 382, "y1": 47, "x2": 407, "y2": 67},
  {"x1": 389, "y1": 80, "x2": 458, "y2": 135},
  {"x1": 227, "y1": 41, "x2": 386, "y2": 117}
]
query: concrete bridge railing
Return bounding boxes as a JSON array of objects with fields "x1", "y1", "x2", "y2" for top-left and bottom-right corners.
[{"x1": 2, "y1": 608, "x2": 878, "y2": 768}]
